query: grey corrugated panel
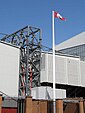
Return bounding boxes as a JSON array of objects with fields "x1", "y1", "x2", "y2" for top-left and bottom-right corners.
[{"x1": 2, "y1": 99, "x2": 17, "y2": 107}]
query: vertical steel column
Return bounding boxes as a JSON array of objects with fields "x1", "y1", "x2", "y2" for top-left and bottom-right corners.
[{"x1": 38, "y1": 29, "x2": 42, "y2": 86}]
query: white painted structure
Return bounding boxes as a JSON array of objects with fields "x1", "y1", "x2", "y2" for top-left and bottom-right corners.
[
  {"x1": 32, "y1": 86, "x2": 66, "y2": 100},
  {"x1": 0, "y1": 41, "x2": 20, "y2": 97},
  {"x1": 40, "y1": 52, "x2": 85, "y2": 87}
]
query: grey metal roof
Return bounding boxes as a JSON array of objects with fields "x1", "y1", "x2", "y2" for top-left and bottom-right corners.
[{"x1": 55, "y1": 32, "x2": 85, "y2": 50}]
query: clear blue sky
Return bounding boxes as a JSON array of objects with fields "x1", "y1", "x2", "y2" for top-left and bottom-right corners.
[{"x1": 0, "y1": 0, "x2": 85, "y2": 49}]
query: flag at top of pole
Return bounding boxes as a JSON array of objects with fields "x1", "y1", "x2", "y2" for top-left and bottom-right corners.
[
  {"x1": 52, "y1": 10, "x2": 66, "y2": 113},
  {"x1": 54, "y1": 11, "x2": 66, "y2": 21}
]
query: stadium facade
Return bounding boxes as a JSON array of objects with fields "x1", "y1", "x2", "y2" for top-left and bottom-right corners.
[{"x1": 54, "y1": 31, "x2": 85, "y2": 97}]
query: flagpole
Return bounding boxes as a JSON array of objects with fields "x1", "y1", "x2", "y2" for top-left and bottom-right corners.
[{"x1": 52, "y1": 11, "x2": 56, "y2": 113}]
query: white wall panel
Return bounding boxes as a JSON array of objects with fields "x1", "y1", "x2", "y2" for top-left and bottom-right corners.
[
  {"x1": 80, "y1": 61, "x2": 85, "y2": 87},
  {"x1": 0, "y1": 42, "x2": 20, "y2": 97},
  {"x1": 40, "y1": 52, "x2": 82, "y2": 87},
  {"x1": 47, "y1": 54, "x2": 68, "y2": 84},
  {"x1": 40, "y1": 53, "x2": 69, "y2": 85},
  {"x1": 67, "y1": 58, "x2": 80, "y2": 86},
  {"x1": 31, "y1": 87, "x2": 66, "y2": 99},
  {"x1": 40, "y1": 53, "x2": 48, "y2": 82},
  {"x1": 55, "y1": 55, "x2": 68, "y2": 84},
  {"x1": 47, "y1": 54, "x2": 53, "y2": 83}
]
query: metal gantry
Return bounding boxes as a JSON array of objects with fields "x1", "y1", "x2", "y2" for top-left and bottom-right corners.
[{"x1": 1, "y1": 26, "x2": 42, "y2": 97}]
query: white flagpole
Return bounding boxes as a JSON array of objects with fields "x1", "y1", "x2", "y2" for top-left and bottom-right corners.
[{"x1": 52, "y1": 11, "x2": 56, "y2": 113}]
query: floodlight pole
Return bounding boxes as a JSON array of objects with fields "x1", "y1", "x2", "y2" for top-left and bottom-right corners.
[{"x1": 52, "y1": 11, "x2": 56, "y2": 113}]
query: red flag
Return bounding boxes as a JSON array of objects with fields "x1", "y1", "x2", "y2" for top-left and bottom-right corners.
[{"x1": 54, "y1": 11, "x2": 66, "y2": 21}]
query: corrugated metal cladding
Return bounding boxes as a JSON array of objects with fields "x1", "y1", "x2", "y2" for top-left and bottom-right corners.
[
  {"x1": 40, "y1": 52, "x2": 85, "y2": 87},
  {"x1": 2, "y1": 99, "x2": 17, "y2": 107}
]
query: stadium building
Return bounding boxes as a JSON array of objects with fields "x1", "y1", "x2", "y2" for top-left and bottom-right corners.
[
  {"x1": 54, "y1": 31, "x2": 85, "y2": 97},
  {"x1": 0, "y1": 26, "x2": 85, "y2": 113}
]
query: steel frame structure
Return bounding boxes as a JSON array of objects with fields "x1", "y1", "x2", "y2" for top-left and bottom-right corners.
[{"x1": 1, "y1": 26, "x2": 42, "y2": 97}]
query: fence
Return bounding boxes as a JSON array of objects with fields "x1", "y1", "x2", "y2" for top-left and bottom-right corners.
[
  {"x1": 0, "y1": 96, "x2": 85, "y2": 113},
  {"x1": 25, "y1": 97, "x2": 84, "y2": 113}
]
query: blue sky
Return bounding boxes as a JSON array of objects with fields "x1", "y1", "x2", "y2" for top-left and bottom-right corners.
[{"x1": 0, "y1": 0, "x2": 85, "y2": 49}]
